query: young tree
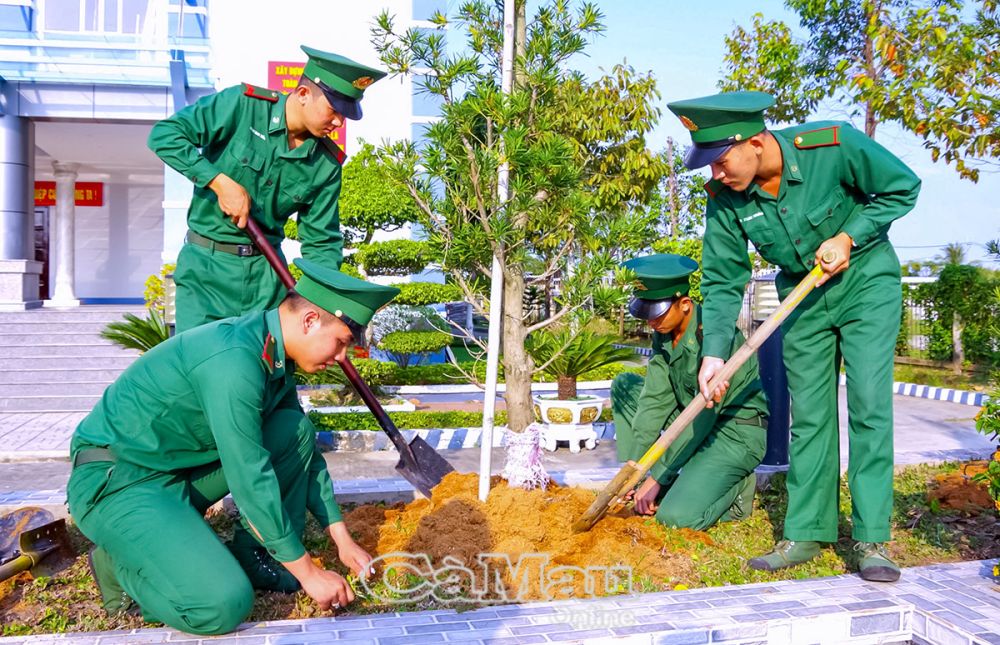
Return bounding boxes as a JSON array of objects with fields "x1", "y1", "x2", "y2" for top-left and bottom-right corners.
[
  {"x1": 371, "y1": 1, "x2": 665, "y2": 435},
  {"x1": 340, "y1": 143, "x2": 422, "y2": 245},
  {"x1": 720, "y1": 0, "x2": 1000, "y2": 181}
]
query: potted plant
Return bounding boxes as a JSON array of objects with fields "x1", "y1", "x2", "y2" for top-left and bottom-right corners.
[{"x1": 527, "y1": 328, "x2": 634, "y2": 452}]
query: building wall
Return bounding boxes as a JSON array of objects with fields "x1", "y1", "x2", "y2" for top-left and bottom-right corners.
[{"x1": 72, "y1": 176, "x2": 164, "y2": 301}]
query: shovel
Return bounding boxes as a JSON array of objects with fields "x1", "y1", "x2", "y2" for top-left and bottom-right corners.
[
  {"x1": 243, "y1": 217, "x2": 456, "y2": 498},
  {"x1": 0, "y1": 507, "x2": 72, "y2": 582},
  {"x1": 573, "y1": 258, "x2": 833, "y2": 533}
]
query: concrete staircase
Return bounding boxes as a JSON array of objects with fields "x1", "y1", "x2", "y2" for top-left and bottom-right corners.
[{"x1": 0, "y1": 306, "x2": 145, "y2": 413}]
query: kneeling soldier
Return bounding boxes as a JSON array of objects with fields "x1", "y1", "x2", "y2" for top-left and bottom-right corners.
[
  {"x1": 67, "y1": 260, "x2": 398, "y2": 635},
  {"x1": 612, "y1": 254, "x2": 768, "y2": 530}
]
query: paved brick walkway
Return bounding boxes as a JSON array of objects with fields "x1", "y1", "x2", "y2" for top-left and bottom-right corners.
[{"x1": 0, "y1": 560, "x2": 997, "y2": 644}]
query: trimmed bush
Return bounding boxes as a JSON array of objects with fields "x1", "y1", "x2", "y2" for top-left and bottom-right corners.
[
  {"x1": 296, "y1": 358, "x2": 401, "y2": 387},
  {"x1": 379, "y1": 330, "x2": 451, "y2": 367},
  {"x1": 393, "y1": 281, "x2": 463, "y2": 306},
  {"x1": 354, "y1": 239, "x2": 433, "y2": 276}
]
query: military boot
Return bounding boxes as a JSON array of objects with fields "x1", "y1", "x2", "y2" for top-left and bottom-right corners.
[
  {"x1": 748, "y1": 540, "x2": 821, "y2": 571},
  {"x1": 724, "y1": 473, "x2": 758, "y2": 522},
  {"x1": 855, "y1": 542, "x2": 900, "y2": 582},
  {"x1": 228, "y1": 530, "x2": 301, "y2": 593},
  {"x1": 88, "y1": 546, "x2": 134, "y2": 615}
]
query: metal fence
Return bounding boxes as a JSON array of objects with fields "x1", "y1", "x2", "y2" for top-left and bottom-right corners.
[{"x1": 898, "y1": 277, "x2": 937, "y2": 360}]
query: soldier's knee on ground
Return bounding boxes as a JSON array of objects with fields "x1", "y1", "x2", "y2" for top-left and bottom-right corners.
[
  {"x1": 174, "y1": 574, "x2": 254, "y2": 636},
  {"x1": 655, "y1": 503, "x2": 714, "y2": 532}
]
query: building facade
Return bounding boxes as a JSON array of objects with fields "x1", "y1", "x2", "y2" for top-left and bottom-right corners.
[{"x1": 0, "y1": 0, "x2": 440, "y2": 309}]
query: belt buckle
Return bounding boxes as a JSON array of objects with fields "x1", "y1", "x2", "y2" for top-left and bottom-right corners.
[{"x1": 237, "y1": 244, "x2": 255, "y2": 257}]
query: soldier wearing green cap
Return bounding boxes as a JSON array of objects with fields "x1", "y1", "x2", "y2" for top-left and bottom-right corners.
[
  {"x1": 667, "y1": 91, "x2": 921, "y2": 581},
  {"x1": 149, "y1": 45, "x2": 387, "y2": 333},
  {"x1": 611, "y1": 254, "x2": 768, "y2": 530},
  {"x1": 66, "y1": 260, "x2": 399, "y2": 635}
]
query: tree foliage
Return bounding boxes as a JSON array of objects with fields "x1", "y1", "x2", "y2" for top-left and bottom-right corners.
[
  {"x1": 371, "y1": 1, "x2": 666, "y2": 433},
  {"x1": 721, "y1": 0, "x2": 1000, "y2": 181},
  {"x1": 340, "y1": 143, "x2": 422, "y2": 245}
]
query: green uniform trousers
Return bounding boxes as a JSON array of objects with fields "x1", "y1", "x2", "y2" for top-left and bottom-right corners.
[
  {"x1": 776, "y1": 242, "x2": 901, "y2": 543},
  {"x1": 173, "y1": 241, "x2": 286, "y2": 334},
  {"x1": 67, "y1": 408, "x2": 318, "y2": 635},
  {"x1": 612, "y1": 373, "x2": 766, "y2": 530}
]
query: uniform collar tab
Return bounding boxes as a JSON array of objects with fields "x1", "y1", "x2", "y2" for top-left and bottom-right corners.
[
  {"x1": 263, "y1": 309, "x2": 288, "y2": 378},
  {"x1": 268, "y1": 95, "x2": 289, "y2": 135}
]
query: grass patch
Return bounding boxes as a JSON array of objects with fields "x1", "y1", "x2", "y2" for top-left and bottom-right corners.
[
  {"x1": 2, "y1": 461, "x2": 998, "y2": 635},
  {"x1": 893, "y1": 364, "x2": 994, "y2": 391}
]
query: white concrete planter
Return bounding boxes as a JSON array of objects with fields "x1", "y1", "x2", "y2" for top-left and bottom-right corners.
[
  {"x1": 301, "y1": 396, "x2": 417, "y2": 414},
  {"x1": 532, "y1": 394, "x2": 605, "y2": 453}
]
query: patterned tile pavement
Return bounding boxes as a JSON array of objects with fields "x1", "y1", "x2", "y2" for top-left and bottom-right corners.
[{"x1": 0, "y1": 560, "x2": 997, "y2": 644}]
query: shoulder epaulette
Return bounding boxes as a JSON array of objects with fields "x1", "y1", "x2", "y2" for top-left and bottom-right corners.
[
  {"x1": 243, "y1": 83, "x2": 280, "y2": 103},
  {"x1": 793, "y1": 125, "x2": 840, "y2": 150},
  {"x1": 319, "y1": 137, "x2": 347, "y2": 165},
  {"x1": 703, "y1": 178, "x2": 725, "y2": 199}
]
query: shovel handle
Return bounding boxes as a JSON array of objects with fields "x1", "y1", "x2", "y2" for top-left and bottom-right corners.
[
  {"x1": 574, "y1": 263, "x2": 827, "y2": 533},
  {"x1": 0, "y1": 554, "x2": 32, "y2": 582},
  {"x1": 242, "y1": 219, "x2": 419, "y2": 460}
]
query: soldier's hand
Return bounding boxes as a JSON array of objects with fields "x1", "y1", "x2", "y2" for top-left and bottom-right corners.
[
  {"x1": 633, "y1": 477, "x2": 662, "y2": 515},
  {"x1": 300, "y1": 567, "x2": 355, "y2": 612},
  {"x1": 815, "y1": 232, "x2": 853, "y2": 286},
  {"x1": 698, "y1": 357, "x2": 729, "y2": 408},
  {"x1": 207, "y1": 173, "x2": 251, "y2": 229},
  {"x1": 328, "y1": 522, "x2": 375, "y2": 579}
]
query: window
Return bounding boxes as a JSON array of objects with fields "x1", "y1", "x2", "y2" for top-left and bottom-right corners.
[{"x1": 0, "y1": 4, "x2": 33, "y2": 32}]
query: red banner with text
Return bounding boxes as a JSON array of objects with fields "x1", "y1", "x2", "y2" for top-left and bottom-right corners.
[
  {"x1": 267, "y1": 60, "x2": 346, "y2": 153},
  {"x1": 34, "y1": 181, "x2": 104, "y2": 207}
]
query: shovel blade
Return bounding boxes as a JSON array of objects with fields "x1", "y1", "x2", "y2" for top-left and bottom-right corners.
[
  {"x1": 0, "y1": 518, "x2": 70, "y2": 583},
  {"x1": 0, "y1": 507, "x2": 55, "y2": 565},
  {"x1": 395, "y1": 436, "x2": 457, "y2": 498}
]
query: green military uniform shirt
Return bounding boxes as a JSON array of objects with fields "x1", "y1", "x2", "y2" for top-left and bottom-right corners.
[
  {"x1": 70, "y1": 308, "x2": 342, "y2": 564},
  {"x1": 700, "y1": 121, "x2": 921, "y2": 357},
  {"x1": 149, "y1": 84, "x2": 345, "y2": 266},
  {"x1": 627, "y1": 306, "x2": 769, "y2": 481}
]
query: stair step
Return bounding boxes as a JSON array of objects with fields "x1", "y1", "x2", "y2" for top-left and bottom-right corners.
[
  {"x1": 0, "y1": 345, "x2": 140, "y2": 358},
  {"x1": 0, "y1": 355, "x2": 134, "y2": 370},
  {"x1": 1, "y1": 382, "x2": 111, "y2": 396},
  {"x1": 0, "y1": 321, "x2": 115, "y2": 334},
  {"x1": 0, "y1": 307, "x2": 145, "y2": 322},
  {"x1": 0, "y1": 369, "x2": 123, "y2": 384},
  {"x1": 0, "y1": 333, "x2": 115, "y2": 345},
  {"x1": 0, "y1": 395, "x2": 101, "y2": 413}
]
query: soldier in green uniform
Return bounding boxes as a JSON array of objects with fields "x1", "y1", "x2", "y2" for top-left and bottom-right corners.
[
  {"x1": 611, "y1": 254, "x2": 768, "y2": 530},
  {"x1": 66, "y1": 260, "x2": 399, "y2": 635},
  {"x1": 667, "y1": 91, "x2": 921, "y2": 581},
  {"x1": 149, "y1": 46, "x2": 386, "y2": 333}
]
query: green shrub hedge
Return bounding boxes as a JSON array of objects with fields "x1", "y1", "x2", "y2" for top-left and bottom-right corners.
[
  {"x1": 309, "y1": 407, "x2": 614, "y2": 431},
  {"x1": 393, "y1": 281, "x2": 463, "y2": 306}
]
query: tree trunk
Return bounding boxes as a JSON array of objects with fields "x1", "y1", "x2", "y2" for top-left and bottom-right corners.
[
  {"x1": 666, "y1": 138, "x2": 679, "y2": 236},
  {"x1": 863, "y1": 5, "x2": 878, "y2": 138},
  {"x1": 952, "y1": 312, "x2": 964, "y2": 375},
  {"x1": 557, "y1": 375, "x2": 577, "y2": 400},
  {"x1": 617, "y1": 305, "x2": 625, "y2": 338},
  {"x1": 501, "y1": 268, "x2": 535, "y2": 433}
]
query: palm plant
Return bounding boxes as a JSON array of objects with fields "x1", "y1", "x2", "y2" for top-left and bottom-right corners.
[
  {"x1": 527, "y1": 328, "x2": 634, "y2": 399},
  {"x1": 100, "y1": 309, "x2": 169, "y2": 353}
]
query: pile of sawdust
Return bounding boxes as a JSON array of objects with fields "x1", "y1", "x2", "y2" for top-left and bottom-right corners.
[
  {"x1": 927, "y1": 462, "x2": 994, "y2": 512},
  {"x1": 344, "y1": 473, "x2": 700, "y2": 603}
]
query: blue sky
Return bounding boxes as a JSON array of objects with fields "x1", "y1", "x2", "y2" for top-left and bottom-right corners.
[{"x1": 561, "y1": 0, "x2": 1000, "y2": 267}]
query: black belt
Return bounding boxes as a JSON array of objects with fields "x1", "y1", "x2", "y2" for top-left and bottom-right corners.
[
  {"x1": 73, "y1": 447, "x2": 116, "y2": 468},
  {"x1": 186, "y1": 230, "x2": 261, "y2": 257}
]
